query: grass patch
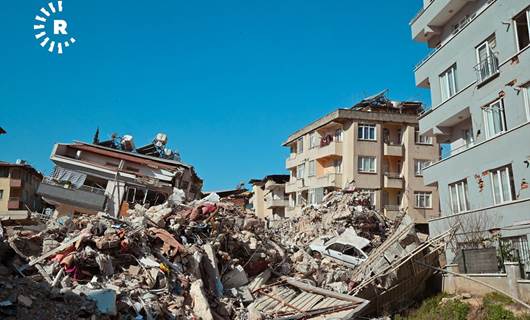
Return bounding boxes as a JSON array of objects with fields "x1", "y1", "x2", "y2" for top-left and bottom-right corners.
[{"x1": 396, "y1": 293, "x2": 470, "y2": 320}]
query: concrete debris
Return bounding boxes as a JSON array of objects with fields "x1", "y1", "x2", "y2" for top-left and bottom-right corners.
[{"x1": 0, "y1": 186, "x2": 444, "y2": 319}]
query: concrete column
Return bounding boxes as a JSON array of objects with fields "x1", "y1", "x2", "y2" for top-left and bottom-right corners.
[
  {"x1": 505, "y1": 262, "x2": 522, "y2": 300},
  {"x1": 444, "y1": 264, "x2": 459, "y2": 294}
]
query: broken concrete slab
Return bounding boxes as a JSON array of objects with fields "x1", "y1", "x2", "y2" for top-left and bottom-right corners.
[
  {"x1": 190, "y1": 279, "x2": 214, "y2": 320},
  {"x1": 222, "y1": 265, "x2": 249, "y2": 289}
]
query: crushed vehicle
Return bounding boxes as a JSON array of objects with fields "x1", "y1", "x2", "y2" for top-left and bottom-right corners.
[{"x1": 308, "y1": 228, "x2": 370, "y2": 268}]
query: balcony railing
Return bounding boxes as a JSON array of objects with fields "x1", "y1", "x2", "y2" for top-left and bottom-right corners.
[
  {"x1": 384, "y1": 172, "x2": 402, "y2": 179},
  {"x1": 414, "y1": 0, "x2": 496, "y2": 71},
  {"x1": 474, "y1": 54, "x2": 499, "y2": 84},
  {"x1": 42, "y1": 177, "x2": 105, "y2": 195},
  {"x1": 37, "y1": 177, "x2": 107, "y2": 211}
]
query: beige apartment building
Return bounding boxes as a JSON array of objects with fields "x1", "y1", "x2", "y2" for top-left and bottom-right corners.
[
  {"x1": 283, "y1": 92, "x2": 441, "y2": 228},
  {"x1": 250, "y1": 175, "x2": 289, "y2": 221},
  {"x1": 0, "y1": 161, "x2": 43, "y2": 220}
]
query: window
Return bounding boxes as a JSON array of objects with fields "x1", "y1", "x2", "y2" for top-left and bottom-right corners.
[
  {"x1": 524, "y1": 85, "x2": 530, "y2": 121},
  {"x1": 514, "y1": 8, "x2": 530, "y2": 51},
  {"x1": 449, "y1": 180, "x2": 470, "y2": 214},
  {"x1": 482, "y1": 99, "x2": 507, "y2": 138},
  {"x1": 475, "y1": 36, "x2": 498, "y2": 82},
  {"x1": 308, "y1": 160, "x2": 316, "y2": 177},
  {"x1": 296, "y1": 164, "x2": 305, "y2": 179},
  {"x1": 296, "y1": 137, "x2": 304, "y2": 154},
  {"x1": 415, "y1": 160, "x2": 432, "y2": 176},
  {"x1": 440, "y1": 64, "x2": 458, "y2": 101},
  {"x1": 295, "y1": 192, "x2": 303, "y2": 206},
  {"x1": 0, "y1": 190, "x2": 3, "y2": 200},
  {"x1": 358, "y1": 156, "x2": 376, "y2": 173},
  {"x1": 358, "y1": 124, "x2": 376, "y2": 141},
  {"x1": 0, "y1": 168, "x2": 8, "y2": 178},
  {"x1": 415, "y1": 192, "x2": 432, "y2": 209},
  {"x1": 308, "y1": 188, "x2": 316, "y2": 205},
  {"x1": 309, "y1": 132, "x2": 318, "y2": 149},
  {"x1": 415, "y1": 127, "x2": 433, "y2": 144},
  {"x1": 335, "y1": 129, "x2": 343, "y2": 142},
  {"x1": 334, "y1": 159, "x2": 342, "y2": 174},
  {"x1": 490, "y1": 166, "x2": 515, "y2": 205}
]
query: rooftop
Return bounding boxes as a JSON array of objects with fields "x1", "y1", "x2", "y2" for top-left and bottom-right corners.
[{"x1": 283, "y1": 91, "x2": 423, "y2": 146}]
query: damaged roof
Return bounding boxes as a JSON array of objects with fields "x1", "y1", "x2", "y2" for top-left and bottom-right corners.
[
  {"x1": 249, "y1": 174, "x2": 290, "y2": 185},
  {"x1": 282, "y1": 91, "x2": 423, "y2": 146},
  {"x1": 0, "y1": 161, "x2": 43, "y2": 178}
]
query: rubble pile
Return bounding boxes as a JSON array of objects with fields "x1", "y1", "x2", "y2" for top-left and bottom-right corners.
[
  {"x1": 267, "y1": 190, "x2": 396, "y2": 251},
  {"x1": 0, "y1": 191, "x2": 285, "y2": 319},
  {"x1": 261, "y1": 190, "x2": 400, "y2": 294}
]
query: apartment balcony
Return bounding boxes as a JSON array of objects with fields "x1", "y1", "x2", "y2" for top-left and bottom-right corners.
[
  {"x1": 285, "y1": 178, "x2": 305, "y2": 194},
  {"x1": 37, "y1": 177, "x2": 107, "y2": 212},
  {"x1": 411, "y1": 0, "x2": 475, "y2": 42},
  {"x1": 9, "y1": 178, "x2": 22, "y2": 188},
  {"x1": 383, "y1": 143, "x2": 403, "y2": 157},
  {"x1": 315, "y1": 142, "x2": 343, "y2": 159},
  {"x1": 285, "y1": 154, "x2": 301, "y2": 169},
  {"x1": 266, "y1": 199, "x2": 289, "y2": 209},
  {"x1": 384, "y1": 173, "x2": 403, "y2": 189},
  {"x1": 7, "y1": 197, "x2": 21, "y2": 210},
  {"x1": 311, "y1": 173, "x2": 343, "y2": 189},
  {"x1": 264, "y1": 180, "x2": 285, "y2": 190},
  {"x1": 474, "y1": 54, "x2": 499, "y2": 85}
]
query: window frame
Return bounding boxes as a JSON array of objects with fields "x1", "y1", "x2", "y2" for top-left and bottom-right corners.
[
  {"x1": 489, "y1": 166, "x2": 515, "y2": 205},
  {"x1": 448, "y1": 179, "x2": 470, "y2": 214},
  {"x1": 415, "y1": 127, "x2": 433, "y2": 145},
  {"x1": 414, "y1": 159, "x2": 432, "y2": 176},
  {"x1": 358, "y1": 124, "x2": 377, "y2": 141},
  {"x1": 358, "y1": 156, "x2": 376, "y2": 173},
  {"x1": 475, "y1": 35, "x2": 498, "y2": 82},
  {"x1": 482, "y1": 99, "x2": 507, "y2": 139},
  {"x1": 309, "y1": 132, "x2": 318, "y2": 149},
  {"x1": 335, "y1": 128, "x2": 344, "y2": 142},
  {"x1": 334, "y1": 159, "x2": 343, "y2": 174},
  {"x1": 296, "y1": 164, "x2": 305, "y2": 179},
  {"x1": 414, "y1": 192, "x2": 433, "y2": 209},
  {"x1": 523, "y1": 84, "x2": 530, "y2": 121},
  {"x1": 440, "y1": 64, "x2": 458, "y2": 102},
  {"x1": 308, "y1": 160, "x2": 316, "y2": 177},
  {"x1": 296, "y1": 137, "x2": 304, "y2": 154},
  {"x1": 514, "y1": 7, "x2": 530, "y2": 52}
]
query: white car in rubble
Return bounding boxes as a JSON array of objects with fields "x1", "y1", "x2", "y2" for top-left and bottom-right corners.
[{"x1": 308, "y1": 230, "x2": 370, "y2": 268}]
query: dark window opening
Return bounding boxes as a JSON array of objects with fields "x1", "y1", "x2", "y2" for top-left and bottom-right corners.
[{"x1": 515, "y1": 10, "x2": 530, "y2": 50}]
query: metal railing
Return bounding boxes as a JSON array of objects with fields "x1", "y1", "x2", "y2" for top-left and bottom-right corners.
[
  {"x1": 474, "y1": 54, "x2": 499, "y2": 83},
  {"x1": 384, "y1": 172, "x2": 402, "y2": 179},
  {"x1": 41, "y1": 177, "x2": 106, "y2": 195}
]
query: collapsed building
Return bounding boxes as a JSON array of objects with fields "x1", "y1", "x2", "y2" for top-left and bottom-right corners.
[{"x1": 37, "y1": 133, "x2": 202, "y2": 218}]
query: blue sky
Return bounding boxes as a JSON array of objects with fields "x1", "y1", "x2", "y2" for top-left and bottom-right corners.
[{"x1": 0, "y1": 0, "x2": 430, "y2": 191}]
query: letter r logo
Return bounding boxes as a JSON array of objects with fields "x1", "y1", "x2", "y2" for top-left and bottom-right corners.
[{"x1": 53, "y1": 19, "x2": 68, "y2": 35}]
